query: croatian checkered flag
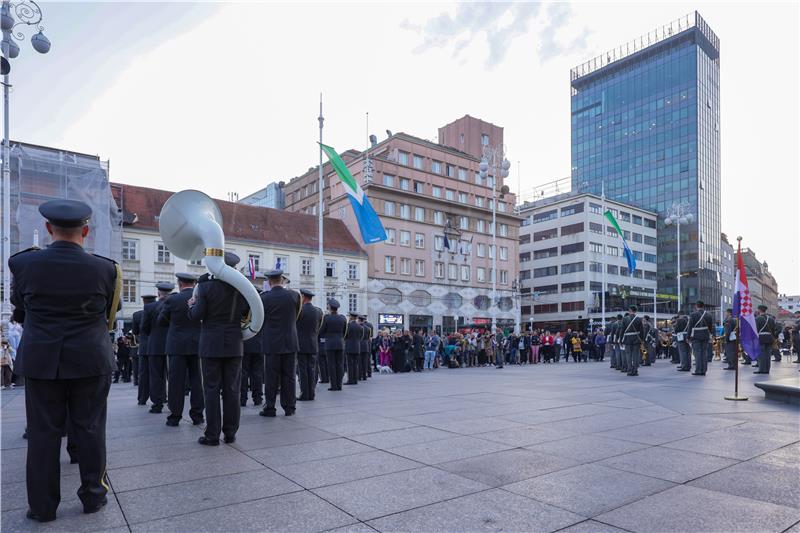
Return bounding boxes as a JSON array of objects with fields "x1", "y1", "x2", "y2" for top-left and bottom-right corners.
[{"x1": 733, "y1": 240, "x2": 760, "y2": 358}]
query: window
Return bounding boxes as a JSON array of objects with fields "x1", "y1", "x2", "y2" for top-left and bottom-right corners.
[
  {"x1": 589, "y1": 242, "x2": 603, "y2": 253},
  {"x1": 481, "y1": 133, "x2": 489, "y2": 145},
  {"x1": 400, "y1": 258, "x2": 411, "y2": 275},
  {"x1": 619, "y1": 211, "x2": 631, "y2": 222},
  {"x1": 562, "y1": 281, "x2": 584, "y2": 293},
  {"x1": 475, "y1": 196, "x2": 484, "y2": 208},
  {"x1": 561, "y1": 261, "x2": 584, "y2": 274},
  {"x1": 500, "y1": 246, "x2": 508, "y2": 261},
  {"x1": 560, "y1": 203, "x2": 584, "y2": 217},
  {"x1": 383, "y1": 174, "x2": 394, "y2": 187},
  {"x1": 561, "y1": 242, "x2": 584, "y2": 255},
  {"x1": 562, "y1": 301, "x2": 585, "y2": 312},
  {"x1": 385, "y1": 256, "x2": 396, "y2": 273},
  {"x1": 644, "y1": 218, "x2": 656, "y2": 229},
  {"x1": 607, "y1": 265, "x2": 619, "y2": 275},
  {"x1": 156, "y1": 242, "x2": 171, "y2": 263},
  {"x1": 461, "y1": 265, "x2": 470, "y2": 281},
  {"x1": 534, "y1": 247, "x2": 558, "y2": 259},
  {"x1": 458, "y1": 192, "x2": 468, "y2": 203},
  {"x1": 533, "y1": 210, "x2": 558, "y2": 223},
  {"x1": 644, "y1": 235, "x2": 657, "y2": 247},
  {"x1": 458, "y1": 168, "x2": 467, "y2": 180},
  {"x1": 122, "y1": 239, "x2": 138, "y2": 260},
  {"x1": 561, "y1": 222, "x2": 584, "y2": 236},
  {"x1": 476, "y1": 219, "x2": 486, "y2": 233},
  {"x1": 644, "y1": 253, "x2": 657, "y2": 263},
  {"x1": 632, "y1": 250, "x2": 643, "y2": 261},
  {"x1": 414, "y1": 207, "x2": 425, "y2": 222},
  {"x1": 589, "y1": 222, "x2": 603, "y2": 234},
  {"x1": 434, "y1": 262, "x2": 445, "y2": 278},
  {"x1": 413, "y1": 181, "x2": 424, "y2": 194},
  {"x1": 400, "y1": 230, "x2": 411, "y2": 246},
  {"x1": 489, "y1": 245, "x2": 495, "y2": 259},
  {"x1": 431, "y1": 160, "x2": 442, "y2": 174},
  {"x1": 448, "y1": 263, "x2": 458, "y2": 280},
  {"x1": 348, "y1": 293, "x2": 358, "y2": 314},
  {"x1": 446, "y1": 164, "x2": 455, "y2": 177},
  {"x1": 188, "y1": 258, "x2": 203, "y2": 267},
  {"x1": 477, "y1": 243, "x2": 486, "y2": 257},
  {"x1": 248, "y1": 253, "x2": 261, "y2": 273},
  {"x1": 475, "y1": 172, "x2": 484, "y2": 186},
  {"x1": 445, "y1": 189, "x2": 455, "y2": 201},
  {"x1": 434, "y1": 211, "x2": 443, "y2": 225},
  {"x1": 589, "y1": 203, "x2": 602, "y2": 214},
  {"x1": 413, "y1": 154, "x2": 424, "y2": 169},
  {"x1": 400, "y1": 204, "x2": 410, "y2": 219},
  {"x1": 606, "y1": 226, "x2": 618, "y2": 238},
  {"x1": 632, "y1": 215, "x2": 643, "y2": 225},
  {"x1": 432, "y1": 186, "x2": 442, "y2": 199},
  {"x1": 500, "y1": 270, "x2": 508, "y2": 285},
  {"x1": 519, "y1": 269, "x2": 531, "y2": 280},
  {"x1": 534, "y1": 266, "x2": 558, "y2": 278},
  {"x1": 589, "y1": 261, "x2": 602, "y2": 273},
  {"x1": 384, "y1": 201, "x2": 395, "y2": 216},
  {"x1": 477, "y1": 267, "x2": 487, "y2": 282},
  {"x1": 645, "y1": 270, "x2": 658, "y2": 281},
  {"x1": 534, "y1": 228, "x2": 558, "y2": 241},
  {"x1": 487, "y1": 176, "x2": 495, "y2": 188},
  {"x1": 325, "y1": 260, "x2": 336, "y2": 277},
  {"x1": 434, "y1": 235, "x2": 444, "y2": 251},
  {"x1": 622, "y1": 230, "x2": 631, "y2": 240},
  {"x1": 607, "y1": 245, "x2": 619, "y2": 256},
  {"x1": 398, "y1": 151, "x2": 409, "y2": 165},
  {"x1": 122, "y1": 279, "x2": 137, "y2": 303},
  {"x1": 498, "y1": 202, "x2": 506, "y2": 213},
  {"x1": 409, "y1": 233, "x2": 423, "y2": 250},
  {"x1": 632, "y1": 232, "x2": 643, "y2": 243},
  {"x1": 386, "y1": 228, "x2": 396, "y2": 244},
  {"x1": 301, "y1": 258, "x2": 313, "y2": 276},
  {"x1": 415, "y1": 259, "x2": 425, "y2": 277},
  {"x1": 499, "y1": 224, "x2": 508, "y2": 237},
  {"x1": 519, "y1": 234, "x2": 531, "y2": 245},
  {"x1": 459, "y1": 216, "x2": 469, "y2": 230},
  {"x1": 535, "y1": 303, "x2": 559, "y2": 314},
  {"x1": 534, "y1": 284, "x2": 558, "y2": 295},
  {"x1": 399, "y1": 178, "x2": 410, "y2": 191},
  {"x1": 347, "y1": 262, "x2": 359, "y2": 280}
]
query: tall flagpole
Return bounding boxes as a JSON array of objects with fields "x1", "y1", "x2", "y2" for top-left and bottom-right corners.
[
  {"x1": 317, "y1": 94, "x2": 325, "y2": 300},
  {"x1": 601, "y1": 181, "x2": 607, "y2": 328}
]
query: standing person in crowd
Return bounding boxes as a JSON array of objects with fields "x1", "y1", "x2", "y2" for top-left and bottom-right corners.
[
  {"x1": 529, "y1": 330, "x2": 541, "y2": 364},
  {"x1": 1, "y1": 339, "x2": 14, "y2": 388},
  {"x1": 617, "y1": 313, "x2": 629, "y2": 373},
  {"x1": 362, "y1": 316, "x2": 375, "y2": 377},
  {"x1": 570, "y1": 334, "x2": 582, "y2": 362},
  {"x1": 132, "y1": 295, "x2": 155, "y2": 405},
  {"x1": 687, "y1": 301, "x2": 713, "y2": 376},
  {"x1": 188, "y1": 252, "x2": 249, "y2": 444},
  {"x1": 563, "y1": 328, "x2": 574, "y2": 362},
  {"x1": 594, "y1": 328, "x2": 606, "y2": 362},
  {"x1": 540, "y1": 330, "x2": 553, "y2": 362},
  {"x1": 320, "y1": 299, "x2": 347, "y2": 391},
  {"x1": 358, "y1": 315, "x2": 372, "y2": 380},
  {"x1": 411, "y1": 329, "x2": 424, "y2": 372},
  {"x1": 159, "y1": 273, "x2": 204, "y2": 427},
  {"x1": 378, "y1": 330, "x2": 392, "y2": 368},
  {"x1": 113, "y1": 336, "x2": 130, "y2": 383},
  {"x1": 424, "y1": 330, "x2": 441, "y2": 370},
  {"x1": 754, "y1": 304, "x2": 779, "y2": 374},
  {"x1": 344, "y1": 313, "x2": 362, "y2": 384},
  {"x1": 259, "y1": 269, "x2": 301, "y2": 416},
  {"x1": 128, "y1": 333, "x2": 138, "y2": 387},
  {"x1": 643, "y1": 316, "x2": 657, "y2": 366},
  {"x1": 722, "y1": 308, "x2": 737, "y2": 370},
  {"x1": 621, "y1": 306, "x2": 643, "y2": 376},
  {"x1": 10, "y1": 200, "x2": 119, "y2": 522},
  {"x1": 296, "y1": 289, "x2": 323, "y2": 402},
  {"x1": 143, "y1": 281, "x2": 173, "y2": 414}
]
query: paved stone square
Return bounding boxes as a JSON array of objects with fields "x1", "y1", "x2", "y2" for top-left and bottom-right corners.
[{"x1": 2, "y1": 359, "x2": 799, "y2": 532}]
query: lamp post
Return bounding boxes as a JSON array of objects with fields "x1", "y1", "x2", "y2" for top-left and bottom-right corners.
[
  {"x1": 1, "y1": 0, "x2": 51, "y2": 334},
  {"x1": 479, "y1": 144, "x2": 510, "y2": 335},
  {"x1": 664, "y1": 201, "x2": 694, "y2": 315}
]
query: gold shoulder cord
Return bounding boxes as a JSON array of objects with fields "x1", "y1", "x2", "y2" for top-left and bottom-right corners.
[{"x1": 108, "y1": 263, "x2": 123, "y2": 331}]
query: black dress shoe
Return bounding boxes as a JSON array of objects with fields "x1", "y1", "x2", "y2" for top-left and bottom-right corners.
[
  {"x1": 69, "y1": 456, "x2": 79, "y2": 465},
  {"x1": 284, "y1": 410, "x2": 295, "y2": 416},
  {"x1": 198, "y1": 436, "x2": 220, "y2": 446},
  {"x1": 240, "y1": 399, "x2": 247, "y2": 407},
  {"x1": 224, "y1": 435, "x2": 236, "y2": 444},
  {"x1": 83, "y1": 497, "x2": 107, "y2": 514},
  {"x1": 137, "y1": 401, "x2": 147, "y2": 406},
  {"x1": 677, "y1": 368, "x2": 690, "y2": 372},
  {"x1": 165, "y1": 419, "x2": 179, "y2": 427},
  {"x1": 327, "y1": 387, "x2": 336, "y2": 391},
  {"x1": 191, "y1": 417, "x2": 204, "y2": 426},
  {"x1": 26, "y1": 510, "x2": 56, "y2": 522},
  {"x1": 149, "y1": 405, "x2": 163, "y2": 414},
  {"x1": 691, "y1": 372, "x2": 706, "y2": 376},
  {"x1": 253, "y1": 399, "x2": 263, "y2": 406},
  {"x1": 723, "y1": 367, "x2": 735, "y2": 370},
  {"x1": 259, "y1": 409, "x2": 276, "y2": 417},
  {"x1": 297, "y1": 397, "x2": 310, "y2": 401}
]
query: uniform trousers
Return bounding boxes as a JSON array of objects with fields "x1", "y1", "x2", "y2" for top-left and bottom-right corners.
[
  {"x1": 618, "y1": 345, "x2": 628, "y2": 371},
  {"x1": 757, "y1": 342, "x2": 772, "y2": 373},
  {"x1": 345, "y1": 352, "x2": 360, "y2": 385},
  {"x1": 326, "y1": 349, "x2": 344, "y2": 390},
  {"x1": 360, "y1": 351, "x2": 370, "y2": 380},
  {"x1": 677, "y1": 342, "x2": 691, "y2": 370},
  {"x1": 625, "y1": 343, "x2": 640, "y2": 374},
  {"x1": 25, "y1": 375, "x2": 111, "y2": 519},
  {"x1": 167, "y1": 354, "x2": 204, "y2": 423},
  {"x1": 317, "y1": 350, "x2": 329, "y2": 383},
  {"x1": 201, "y1": 357, "x2": 241, "y2": 440},
  {"x1": 692, "y1": 339, "x2": 709, "y2": 374},
  {"x1": 240, "y1": 353, "x2": 264, "y2": 403},
  {"x1": 131, "y1": 355, "x2": 139, "y2": 385},
  {"x1": 148, "y1": 355, "x2": 167, "y2": 407},
  {"x1": 724, "y1": 341, "x2": 738, "y2": 367},
  {"x1": 297, "y1": 353, "x2": 317, "y2": 400},
  {"x1": 137, "y1": 356, "x2": 150, "y2": 404},
  {"x1": 113, "y1": 357, "x2": 131, "y2": 382},
  {"x1": 265, "y1": 353, "x2": 297, "y2": 413}
]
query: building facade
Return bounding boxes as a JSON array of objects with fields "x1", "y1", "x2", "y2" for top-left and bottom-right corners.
[
  {"x1": 239, "y1": 181, "x2": 286, "y2": 209},
  {"x1": 518, "y1": 192, "x2": 659, "y2": 331},
  {"x1": 283, "y1": 116, "x2": 521, "y2": 334},
  {"x1": 735, "y1": 246, "x2": 779, "y2": 315},
  {"x1": 570, "y1": 12, "x2": 721, "y2": 314},
  {"x1": 112, "y1": 184, "x2": 367, "y2": 324},
  {"x1": 720, "y1": 233, "x2": 734, "y2": 312},
  {"x1": 779, "y1": 295, "x2": 800, "y2": 313}
]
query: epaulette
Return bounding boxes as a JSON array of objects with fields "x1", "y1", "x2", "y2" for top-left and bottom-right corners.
[
  {"x1": 92, "y1": 253, "x2": 119, "y2": 265},
  {"x1": 10, "y1": 246, "x2": 40, "y2": 258}
]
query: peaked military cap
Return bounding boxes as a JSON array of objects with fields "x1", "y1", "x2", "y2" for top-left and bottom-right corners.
[
  {"x1": 224, "y1": 252, "x2": 240, "y2": 268},
  {"x1": 300, "y1": 289, "x2": 315, "y2": 297},
  {"x1": 328, "y1": 298, "x2": 340, "y2": 309},
  {"x1": 155, "y1": 281, "x2": 175, "y2": 292},
  {"x1": 175, "y1": 272, "x2": 198, "y2": 282},
  {"x1": 38, "y1": 199, "x2": 92, "y2": 227},
  {"x1": 266, "y1": 268, "x2": 283, "y2": 279}
]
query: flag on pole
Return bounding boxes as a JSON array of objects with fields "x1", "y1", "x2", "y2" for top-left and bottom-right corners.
[
  {"x1": 247, "y1": 256, "x2": 256, "y2": 279},
  {"x1": 604, "y1": 210, "x2": 637, "y2": 276},
  {"x1": 319, "y1": 143, "x2": 387, "y2": 244},
  {"x1": 733, "y1": 240, "x2": 760, "y2": 358},
  {"x1": 443, "y1": 233, "x2": 451, "y2": 251}
]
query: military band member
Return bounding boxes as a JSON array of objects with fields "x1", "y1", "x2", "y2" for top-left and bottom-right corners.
[
  {"x1": 320, "y1": 299, "x2": 347, "y2": 391},
  {"x1": 159, "y1": 273, "x2": 204, "y2": 426},
  {"x1": 143, "y1": 281, "x2": 173, "y2": 413},
  {"x1": 722, "y1": 308, "x2": 737, "y2": 370},
  {"x1": 754, "y1": 305, "x2": 778, "y2": 374},
  {"x1": 621, "y1": 306, "x2": 643, "y2": 376},
  {"x1": 132, "y1": 295, "x2": 155, "y2": 405},
  {"x1": 188, "y1": 252, "x2": 248, "y2": 445},
  {"x1": 607, "y1": 317, "x2": 618, "y2": 369},
  {"x1": 358, "y1": 315, "x2": 371, "y2": 380},
  {"x1": 241, "y1": 294, "x2": 265, "y2": 407},
  {"x1": 317, "y1": 333, "x2": 329, "y2": 384},
  {"x1": 344, "y1": 312, "x2": 363, "y2": 385},
  {"x1": 687, "y1": 301, "x2": 714, "y2": 376},
  {"x1": 260, "y1": 269, "x2": 301, "y2": 417},
  {"x1": 642, "y1": 315, "x2": 655, "y2": 366},
  {"x1": 296, "y1": 289, "x2": 323, "y2": 401},
  {"x1": 792, "y1": 311, "x2": 800, "y2": 364},
  {"x1": 9, "y1": 200, "x2": 119, "y2": 522},
  {"x1": 674, "y1": 313, "x2": 691, "y2": 371}
]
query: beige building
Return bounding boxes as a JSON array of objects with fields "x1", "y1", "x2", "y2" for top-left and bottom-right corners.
[
  {"x1": 280, "y1": 115, "x2": 521, "y2": 333},
  {"x1": 736, "y1": 247, "x2": 779, "y2": 315}
]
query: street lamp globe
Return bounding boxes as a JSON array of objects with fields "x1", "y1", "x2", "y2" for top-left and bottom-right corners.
[
  {"x1": 479, "y1": 158, "x2": 488, "y2": 173},
  {"x1": 31, "y1": 31, "x2": 50, "y2": 54},
  {"x1": 664, "y1": 216, "x2": 674, "y2": 226},
  {"x1": 501, "y1": 158, "x2": 510, "y2": 171}
]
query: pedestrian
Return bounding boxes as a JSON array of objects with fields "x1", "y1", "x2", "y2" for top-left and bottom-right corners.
[
  {"x1": 1, "y1": 339, "x2": 13, "y2": 388},
  {"x1": 358, "y1": 315, "x2": 372, "y2": 380},
  {"x1": 424, "y1": 331, "x2": 440, "y2": 369},
  {"x1": 112, "y1": 336, "x2": 131, "y2": 383},
  {"x1": 378, "y1": 331, "x2": 392, "y2": 368}
]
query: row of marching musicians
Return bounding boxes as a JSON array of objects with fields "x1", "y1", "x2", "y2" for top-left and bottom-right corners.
[{"x1": 131, "y1": 252, "x2": 375, "y2": 447}]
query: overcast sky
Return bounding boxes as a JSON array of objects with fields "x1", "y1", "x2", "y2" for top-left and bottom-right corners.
[{"x1": 9, "y1": 1, "x2": 799, "y2": 293}]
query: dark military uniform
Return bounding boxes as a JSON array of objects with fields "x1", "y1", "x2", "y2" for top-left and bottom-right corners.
[
  {"x1": 792, "y1": 316, "x2": 800, "y2": 363},
  {"x1": 188, "y1": 275, "x2": 248, "y2": 443},
  {"x1": 319, "y1": 304, "x2": 347, "y2": 390},
  {"x1": 260, "y1": 281, "x2": 301, "y2": 416},
  {"x1": 317, "y1": 335, "x2": 329, "y2": 384},
  {"x1": 241, "y1": 322, "x2": 264, "y2": 406},
  {"x1": 9, "y1": 200, "x2": 118, "y2": 521},
  {"x1": 297, "y1": 296, "x2": 323, "y2": 401},
  {"x1": 358, "y1": 318, "x2": 372, "y2": 380},
  {"x1": 674, "y1": 315, "x2": 691, "y2": 371},
  {"x1": 722, "y1": 315, "x2": 738, "y2": 369},
  {"x1": 131, "y1": 303, "x2": 152, "y2": 404},
  {"x1": 344, "y1": 316, "x2": 363, "y2": 385},
  {"x1": 687, "y1": 307, "x2": 714, "y2": 375},
  {"x1": 142, "y1": 285, "x2": 172, "y2": 412},
  {"x1": 754, "y1": 311, "x2": 778, "y2": 374},
  {"x1": 159, "y1": 281, "x2": 204, "y2": 425},
  {"x1": 607, "y1": 319, "x2": 618, "y2": 369},
  {"x1": 620, "y1": 313, "x2": 644, "y2": 376},
  {"x1": 363, "y1": 319, "x2": 375, "y2": 378}
]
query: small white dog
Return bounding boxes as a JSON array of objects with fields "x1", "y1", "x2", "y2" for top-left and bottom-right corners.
[{"x1": 377, "y1": 365, "x2": 393, "y2": 374}]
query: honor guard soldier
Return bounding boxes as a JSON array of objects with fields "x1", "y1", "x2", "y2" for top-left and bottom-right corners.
[
  {"x1": 132, "y1": 294, "x2": 155, "y2": 404},
  {"x1": 9, "y1": 200, "x2": 120, "y2": 522},
  {"x1": 358, "y1": 315, "x2": 371, "y2": 380},
  {"x1": 754, "y1": 305, "x2": 778, "y2": 374},
  {"x1": 687, "y1": 301, "x2": 714, "y2": 375},
  {"x1": 344, "y1": 312, "x2": 363, "y2": 385},
  {"x1": 642, "y1": 316, "x2": 655, "y2": 366},
  {"x1": 674, "y1": 313, "x2": 691, "y2": 371},
  {"x1": 159, "y1": 273, "x2": 204, "y2": 426},
  {"x1": 617, "y1": 313, "x2": 628, "y2": 373},
  {"x1": 188, "y1": 252, "x2": 249, "y2": 445},
  {"x1": 722, "y1": 308, "x2": 737, "y2": 370},
  {"x1": 297, "y1": 289, "x2": 323, "y2": 401},
  {"x1": 259, "y1": 269, "x2": 301, "y2": 417},
  {"x1": 142, "y1": 281, "x2": 173, "y2": 412},
  {"x1": 241, "y1": 273, "x2": 265, "y2": 407},
  {"x1": 607, "y1": 317, "x2": 618, "y2": 369},
  {"x1": 620, "y1": 306, "x2": 643, "y2": 376},
  {"x1": 363, "y1": 316, "x2": 375, "y2": 377},
  {"x1": 320, "y1": 299, "x2": 347, "y2": 390}
]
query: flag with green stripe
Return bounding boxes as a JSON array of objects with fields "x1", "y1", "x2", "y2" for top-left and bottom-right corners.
[{"x1": 604, "y1": 210, "x2": 637, "y2": 276}]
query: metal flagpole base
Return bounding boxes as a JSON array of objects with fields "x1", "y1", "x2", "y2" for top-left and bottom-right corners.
[{"x1": 724, "y1": 395, "x2": 748, "y2": 401}]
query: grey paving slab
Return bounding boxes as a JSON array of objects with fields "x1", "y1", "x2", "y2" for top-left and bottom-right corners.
[
  {"x1": 0, "y1": 497, "x2": 127, "y2": 532},
  {"x1": 536, "y1": 435, "x2": 650, "y2": 463},
  {"x1": 595, "y1": 485, "x2": 800, "y2": 532},
  {"x1": 118, "y1": 467, "x2": 302, "y2": 524},
  {"x1": 758, "y1": 442, "x2": 800, "y2": 467},
  {"x1": 131, "y1": 490, "x2": 357, "y2": 532},
  {"x1": 474, "y1": 425, "x2": 577, "y2": 447},
  {"x1": 388, "y1": 435, "x2": 513, "y2": 465},
  {"x1": 437, "y1": 448, "x2": 579, "y2": 487},
  {"x1": 245, "y1": 437, "x2": 373, "y2": 467},
  {"x1": 663, "y1": 422, "x2": 800, "y2": 460},
  {"x1": 270, "y1": 449, "x2": 422, "y2": 489},
  {"x1": 557, "y1": 520, "x2": 630, "y2": 533},
  {"x1": 598, "y1": 446, "x2": 738, "y2": 483},
  {"x1": 503, "y1": 463, "x2": 674, "y2": 517},
  {"x1": 104, "y1": 440, "x2": 241, "y2": 470},
  {"x1": 349, "y1": 426, "x2": 455, "y2": 449},
  {"x1": 598, "y1": 415, "x2": 745, "y2": 445},
  {"x1": 367, "y1": 487, "x2": 583, "y2": 532},
  {"x1": 1, "y1": 473, "x2": 81, "y2": 512},
  {"x1": 228, "y1": 426, "x2": 338, "y2": 451},
  {"x1": 313, "y1": 466, "x2": 488, "y2": 521},
  {"x1": 688, "y1": 456, "x2": 800, "y2": 508},
  {"x1": 426, "y1": 415, "x2": 524, "y2": 435},
  {"x1": 323, "y1": 523, "x2": 378, "y2": 533}
]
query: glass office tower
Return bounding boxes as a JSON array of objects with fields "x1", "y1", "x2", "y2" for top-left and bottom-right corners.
[{"x1": 570, "y1": 12, "x2": 721, "y2": 314}]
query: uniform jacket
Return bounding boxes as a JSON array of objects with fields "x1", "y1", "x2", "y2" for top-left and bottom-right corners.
[
  {"x1": 688, "y1": 309, "x2": 714, "y2": 341},
  {"x1": 132, "y1": 309, "x2": 148, "y2": 356},
  {"x1": 723, "y1": 317, "x2": 736, "y2": 342},
  {"x1": 9, "y1": 241, "x2": 117, "y2": 379},
  {"x1": 187, "y1": 278, "x2": 248, "y2": 357},
  {"x1": 412, "y1": 333, "x2": 424, "y2": 356},
  {"x1": 243, "y1": 325, "x2": 264, "y2": 354},
  {"x1": 319, "y1": 313, "x2": 347, "y2": 351},
  {"x1": 143, "y1": 299, "x2": 169, "y2": 355},
  {"x1": 675, "y1": 316, "x2": 690, "y2": 342},
  {"x1": 297, "y1": 303, "x2": 323, "y2": 354},
  {"x1": 362, "y1": 321, "x2": 374, "y2": 353},
  {"x1": 621, "y1": 314, "x2": 644, "y2": 345},
  {"x1": 259, "y1": 285, "x2": 301, "y2": 355},
  {"x1": 158, "y1": 288, "x2": 200, "y2": 355},
  {"x1": 755, "y1": 313, "x2": 778, "y2": 344},
  {"x1": 345, "y1": 320, "x2": 363, "y2": 354}
]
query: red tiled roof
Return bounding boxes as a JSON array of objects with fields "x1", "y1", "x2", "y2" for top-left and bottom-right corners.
[{"x1": 111, "y1": 183, "x2": 366, "y2": 256}]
